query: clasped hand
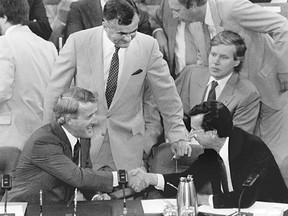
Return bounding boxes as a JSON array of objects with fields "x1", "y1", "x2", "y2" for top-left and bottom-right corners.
[{"x1": 127, "y1": 168, "x2": 150, "y2": 193}]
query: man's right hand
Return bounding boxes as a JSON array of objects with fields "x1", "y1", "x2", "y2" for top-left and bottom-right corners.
[{"x1": 154, "y1": 30, "x2": 169, "y2": 60}]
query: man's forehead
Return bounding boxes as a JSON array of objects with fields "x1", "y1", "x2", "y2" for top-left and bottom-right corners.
[
  {"x1": 106, "y1": 14, "x2": 139, "y2": 31},
  {"x1": 190, "y1": 114, "x2": 204, "y2": 128}
]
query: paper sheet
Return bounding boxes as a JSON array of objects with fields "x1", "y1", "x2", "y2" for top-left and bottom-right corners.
[
  {"x1": 0, "y1": 202, "x2": 27, "y2": 216},
  {"x1": 141, "y1": 199, "x2": 177, "y2": 214}
]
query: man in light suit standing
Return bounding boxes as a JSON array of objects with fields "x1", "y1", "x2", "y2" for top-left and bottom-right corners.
[
  {"x1": 0, "y1": 0, "x2": 57, "y2": 150},
  {"x1": 43, "y1": 0, "x2": 191, "y2": 175},
  {"x1": 151, "y1": 0, "x2": 288, "y2": 169}
]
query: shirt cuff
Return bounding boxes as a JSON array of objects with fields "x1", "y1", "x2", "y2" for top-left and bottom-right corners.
[
  {"x1": 152, "y1": 28, "x2": 164, "y2": 37},
  {"x1": 112, "y1": 171, "x2": 119, "y2": 187},
  {"x1": 155, "y1": 174, "x2": 165, "y2": 191},
  {"x1": 208, "y1": 195, "x2": 214, "y2": 207}
]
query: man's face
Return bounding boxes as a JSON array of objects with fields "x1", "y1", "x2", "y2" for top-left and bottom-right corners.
[
  {"x1": 103, "y1": 13, "x2": 139, "y2": 48},
  {"x1": 67, "y1": 102, "x2": 98, "y2": 139},
  {"x1": 168, "y1": 0, "x2": 206, "y2": 23},
  {"x1": 190, "y1": 114, "x2": 214, "y2": 149},
  {"x1": 208, "y1": 44, "x2": 240, "y2": 80}
]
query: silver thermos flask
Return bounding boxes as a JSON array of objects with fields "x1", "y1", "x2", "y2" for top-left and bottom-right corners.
[{"x1": 177, "y1": 175, "x2": 198, "y2": 216}]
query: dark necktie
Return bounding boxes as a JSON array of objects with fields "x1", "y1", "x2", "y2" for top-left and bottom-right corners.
[
  {"x1": 207, "y1": 80, "x2": 218, "y2": 101},
  {"x1": 106, "y1": 46, "x2": 120, "y2": 109},
  {"x1": 73, "y1": 139, "x2": 81, "y2": 166},
  {"x1": 217, "y1": 155, "x2": 229, "y2": 193}
]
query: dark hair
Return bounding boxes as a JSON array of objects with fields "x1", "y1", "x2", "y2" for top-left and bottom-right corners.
[
  {"x1": 53, "y1": 87, "x2": 98, "y2": 125},
  {"x1": 188, "y1": 101, "x2": 233, "y2": 138},
  {"x1": 103, "y1": 0, "x2": 138, "y2": 25},
  {"x1": 0, "y1": 0, "x2": 29, "y2": 25},
  {"x1": 211, "y1": 30, "x2": 247, "y2": 73},
  {"x1": 178, "y1": 0, "x2": 207, "y2": 9}
]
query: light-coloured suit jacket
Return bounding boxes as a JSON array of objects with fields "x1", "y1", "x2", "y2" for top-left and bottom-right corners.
[
  {"x1": 152, "y1": 0, "x2": 288, "y2": 110},
  {"x1": 176, "y1": 65, "x2": 260, "y2": 134},
  {"x1": 0, "y1": 25, "x2": 57, "y2": 150},
  {"x1": 43, "y1": 27, "x2": 185, "y2": 170}
]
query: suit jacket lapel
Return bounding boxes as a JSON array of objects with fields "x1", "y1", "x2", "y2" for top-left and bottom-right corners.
[
  {"x1": 218, "y1": 72, "x2": 238, "y2": 107},
  {"x1": 88, "y1": 27, "x2": 106, "y2": 107},
  {"x1": 208, "y1": 0, "x2": 224, "y2": 33},
  {"x1": 197, "y1": 70, "x2": 210, "y2": 103},
  {"x1": 51, "y1": 122, "x2": 73, "y2": 159},
  {"x1": 109, "y1": 38, "x2": 139, "y2": 111}
]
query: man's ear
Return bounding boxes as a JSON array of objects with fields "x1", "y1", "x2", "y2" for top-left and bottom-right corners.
[{"x1": 234, "y1": 59, "x2": 241, "y2": 67}]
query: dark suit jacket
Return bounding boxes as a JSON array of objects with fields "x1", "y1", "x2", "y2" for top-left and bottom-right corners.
[
  {"x1": 27, "y1": 0, "x2": 52, "y2": 40},
  {"x1": 65, "y1": 0, "x2": 152, "y2": 40},
  {"x1": 163, "y1": 127, "x2": 288, "y2": 208},
  {"x1": 6, "y1": 122, "x2": 113, "y2": 204}
]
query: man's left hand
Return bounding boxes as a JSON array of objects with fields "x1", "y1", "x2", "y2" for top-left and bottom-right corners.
[
  {"x1": 170, "y1": 140, "x2": 192, "y2": 158},
  {"x1": 278, "y1": 73, "x2": 288, "y2": 92}
]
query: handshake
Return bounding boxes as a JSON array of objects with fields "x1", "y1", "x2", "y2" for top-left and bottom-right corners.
[{"x1": 127, "y1": 168, "x2": 158, "y2": 193}]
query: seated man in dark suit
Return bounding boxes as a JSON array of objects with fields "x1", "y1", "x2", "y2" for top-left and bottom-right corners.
[
  {"x1": 4, "y1": 87, "x2": 125, "y2": 204},
  {"x1": 129, "y1": 101, "x2": 288, "y2": 208}
]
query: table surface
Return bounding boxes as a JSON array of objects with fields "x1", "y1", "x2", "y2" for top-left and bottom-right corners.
[{"x1": 25, "y1": 200, "x2": 150, "y2": 216}]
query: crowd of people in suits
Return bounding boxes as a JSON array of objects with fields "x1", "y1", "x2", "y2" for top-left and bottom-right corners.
[{"x1": 1, "y1": 0, "x2": 288, "y2": 209}]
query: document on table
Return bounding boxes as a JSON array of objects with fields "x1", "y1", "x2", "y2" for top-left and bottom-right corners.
[
  {"x1": 198, "y1": 201, "x2": 288, "y2": 216},
  {"x1": 141, "y1": 199, "x2": 177, "y2": 214},
  {"x1": 142, "y1": 199, "x2": 288, "y2": 216},
  {"x1": 0, "y1": 202, "x2": 27, "y2": 216}
]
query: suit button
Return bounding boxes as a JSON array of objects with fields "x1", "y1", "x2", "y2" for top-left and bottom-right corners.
[
  {"x1": 107, "y1": 115, "x2": 110, "y2": 118},
  {"x1": 101, "y1": 132, "x2": 105, "y2": 136}
]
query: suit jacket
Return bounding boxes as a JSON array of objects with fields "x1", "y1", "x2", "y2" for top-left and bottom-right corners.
[
  {"x1": 65, "y1": 0, "x2": 152, "y2": 40},
  {"x1": 28, "y1": 0, "x2": 52, "y2": 40},
  {"x1": 163, "y1": 127, "x2": 288, "y2": 208},
  {"x1": 6, "y1": 122, "x2": 113, "y2": 204},
  {"x1": 175, "y1": 65, "x2": 260, "y2": 134},
  {"x1": 43, "y1": 27, "x2": 185, "y2": 170},
  {"x1": 151, "y1": 0, "x2": 288, "y2": 110},
  {"x1": 0, "y1": 25, "x2": 57, "y2": 150}
]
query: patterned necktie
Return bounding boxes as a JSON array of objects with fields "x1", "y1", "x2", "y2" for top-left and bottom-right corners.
[
  {"x1": 207, "y1": 80, "x2": 218, "y2": 101},
  {"x1": 73, "y1": 139, "x2": 81, "y2": 166},
  {"x1": 106, "y1": 46, "x2": 120, "y2": 109},
  {"x1": 217, "y1": 155, "x2": 229, "y2": 193}
]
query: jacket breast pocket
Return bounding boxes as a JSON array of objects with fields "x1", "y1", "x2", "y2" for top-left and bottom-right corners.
[{"x1": 0, "y1": 115, "x2": 11, "y2": 125}]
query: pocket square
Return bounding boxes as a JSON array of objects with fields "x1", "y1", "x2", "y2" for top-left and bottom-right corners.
[{"x1": 131, "y1": 69, "x2": 143, "y2": 76}]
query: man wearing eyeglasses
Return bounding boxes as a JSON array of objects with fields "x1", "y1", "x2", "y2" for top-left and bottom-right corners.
[
  {"x1": 43, "y1": 0, "x2": 191, "y2": 186},
  {"x1": 129, "y1": 101, "x2": 288, "y2": 208}
]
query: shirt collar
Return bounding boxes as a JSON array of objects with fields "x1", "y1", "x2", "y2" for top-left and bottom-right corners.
[
  {"x1": 219, "y1": 137, "x2": 229, "y2": 161},
  {"x1": 61, "y1": 126, "x2": 78, "y2": 147},
  {"x1": 5, "y1": 24, "x2": 22, "y2": 35},
  {"x1": 207, "y1": 72, "x2": 233, "y2": 87}
]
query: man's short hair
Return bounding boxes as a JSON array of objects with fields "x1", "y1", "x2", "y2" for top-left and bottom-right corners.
[
  {"x1": 188, "y1": 101, "x2": 233, "y2": 138},
  {"x1": 178, "y1": 0, "x2": 207, "y2": 9},
  {"x1": 211, "y1": 30, "x2": 247, "y2": 73},
  {"x1": 0, "y1": 0, "x2": 29, "y2": 25},
  {"x1": 53, "y1": 87, "x2": 98, "y2": 125},
  {"x1": 103, "y1": 0, "x2": 139, "y2": 25}
]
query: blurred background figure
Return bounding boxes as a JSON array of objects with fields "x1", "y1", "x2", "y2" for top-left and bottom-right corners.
[
  {"x1": 43, "y1": 0, "x2": 75, "y2": 49},
  {"x1": 65, "y1": 0, "x2": 152, "y2": 42},
  {"x1": 28, "y1": 0, "x2": 52, "y2": 40},
  {"x1": 0, "y1": 0, "x2": 58, "y2": 150}
]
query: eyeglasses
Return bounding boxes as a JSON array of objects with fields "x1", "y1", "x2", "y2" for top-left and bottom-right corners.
[{"x1": 190, "y1": 128, "x2": 204, "y2": 134}]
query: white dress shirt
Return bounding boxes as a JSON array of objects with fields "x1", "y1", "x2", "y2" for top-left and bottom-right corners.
[
  {"x1": 204, "y1": 73, "x2": 233, "y2": 100},
  {"x1": 102, "y1": 30, "x2": 126, "y2": 90}
]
